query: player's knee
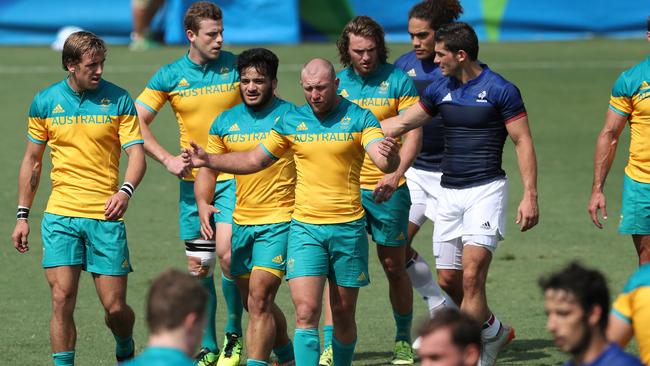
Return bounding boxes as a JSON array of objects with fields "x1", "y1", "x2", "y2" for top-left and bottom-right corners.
[
  {"x1": 438, "y1": 270, "x2": 462, "y2": 293},
  {"x1": 185, "y1": 240, "x2": 217, "y2": 278},
  {"x1": 294, "y1": 300, "x2": 320, "y2": 327},
  {"x1": 50, "y1": 287, "x2": 76, "y2": 313},
  {"x1": 462, "y1": 267, "x2": 484, "y2": 295},
  {"x1": 381, "y1": 256, "x2": 407, "y2": 281},
  {"x1": 247, "y1": 287, "x2": 273, "y2": 315}
]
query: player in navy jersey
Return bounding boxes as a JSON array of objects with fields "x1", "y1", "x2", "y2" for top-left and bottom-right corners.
[
  {"x1": 382, "y1": 22, "x2": 539, "y2": 366},
  {"x1": 394, "y1": 0, "x2": 464, "y2": 319}
]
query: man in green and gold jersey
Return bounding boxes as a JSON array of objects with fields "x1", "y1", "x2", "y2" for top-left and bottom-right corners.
[
  {"x1": 11, "y1": 31, "x2": 146, "y2": 365},
  {"x1": 134, "y1": 2, "x2": 243, "y2": 364}
]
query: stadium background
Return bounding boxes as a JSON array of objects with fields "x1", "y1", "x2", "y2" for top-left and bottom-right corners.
[{"x1": 1, "y1": 0, "x2": 650, "y2": 364}]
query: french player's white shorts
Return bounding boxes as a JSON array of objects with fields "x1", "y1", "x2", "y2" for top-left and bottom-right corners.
[
  {"x1": 405, "y1": 167, "x2": 443, "y2": 226},
  {"x1": 433, "y1": 178, "x2": 508, "y2": 270}
]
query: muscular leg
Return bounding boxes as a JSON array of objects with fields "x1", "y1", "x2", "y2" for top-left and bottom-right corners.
[
  {"x1": 93, "y1": 273, "x2": 135, "y2": 358},
  {"x1": 322, "y1": 283, "x2": 334, "y2": 346},
  {"x1": 329, "y1": 284, "x2": 360, "y2": 366},
  {"x1": 246, "y1": 269, "x2": 283, "y2": 360},
  {"x1": 437, "y1": 268, "x2": 463, "y2": 306},
  {"x1": 46, "y1": 266, "x2": 82, "y2": 353},
  {"x1": 289, "y1": 276, "x2": 327, "y2": 366},
  {"x1": 632, "y1": 234, "x2": 650, "y2": 265},
  {"x1": 460, "y1": 245, "x2": 492, "y2": 323},
  {"x1": 216, "y1": 222, "x2": 244, "y2": 336},
  {"x1": 377, "y1": 245, "x2": 413, "y2": 342}
]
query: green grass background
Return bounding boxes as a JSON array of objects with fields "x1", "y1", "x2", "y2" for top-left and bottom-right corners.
[{"x1": 0, "y1": 39, "x2": 647, "y2": 365}]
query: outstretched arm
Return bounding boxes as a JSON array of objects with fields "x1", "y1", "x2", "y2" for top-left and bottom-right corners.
[
  {"x1": 588, "y1": 109, "x2": 627, "y2": 228},
  {"x1": 136, "y1": 103, "x2": 191, "y2": 178},
  {"x1": 381, "y1": 103, "x2": 432, "y2": 138},
  {"x1": 11, "y1": 141, "x2": 46, "y2": 253},
  {"x1": 183, "y1": 141, "x2": 275, "y2": 175},
  {"x1": 506, "y1": 116, "x2": 539, "y2": 231},
  {"x1": 366, "y1": 137, "x2": 401, "y2": 174}
]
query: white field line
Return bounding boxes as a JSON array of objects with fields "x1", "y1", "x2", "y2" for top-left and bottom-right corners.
[{"x1": 0, "y1": 60, "x2": 638, "y2": 74}]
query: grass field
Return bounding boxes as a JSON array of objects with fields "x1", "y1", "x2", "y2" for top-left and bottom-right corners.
[{"x1": 1, "y1": 38, "x2": 648, "y2": 365}]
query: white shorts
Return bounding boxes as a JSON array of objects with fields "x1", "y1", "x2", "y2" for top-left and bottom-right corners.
[
  {"x1": 405, "y1": 167, "x2": 443, "y2": 226},
  {"x1": 433, "y1": 178, "x2": 508, "y2": 270}
]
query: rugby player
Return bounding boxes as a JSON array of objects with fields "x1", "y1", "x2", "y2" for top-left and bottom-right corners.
[
  {"x1": 381, "y1": 23, "x2": 539, "y2": 366},
  {"x1": 194, "y1": 48, "x2": 296, "y2": 366},
  {"x1": 395, "y1": 0, "x2": 464, "y2": 311},
  {"x1": 134, "y1": 2, "x2": 243, "y2": 364},
  {"x1": 11, "y1": 31, "x2": 146, "y2": 365},
  {"x1": 588, "y1": 21, "x2": 650, "y2": 266},
  {"x1": 183, "y1": 58, "x2": 400, "y2": 366},
  {"x1": 320, "y1": 15, "x2": 420, "y2": 365}
]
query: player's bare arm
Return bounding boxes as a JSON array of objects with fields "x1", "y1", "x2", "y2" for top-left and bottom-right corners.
[
  {"x1": 194, "y1": 167, "x2": 220, "y2": 240},
  {"x1": 373, "y1": 127, "x2": 422, "y2": 203},
  {"x1": 367, "y1": 136, "x2": 401, "y2": 174},
  {"x1": 136, "y1": 103, "x2": 191, "y2": 178},
  {"x1": 104, "y1": 143, "x2": 146, "y2": 221},
  {"x1": 380, "y1": 103, "x2": 432, "y2": 138},
  {"x1": 506, "y1": 115, "x2": 539, "y2": 231},
  {"x1": 588, "y1": 109, "x2": 627, "y2": 228},
  {"x1": 183, "y1": 141, "x2": 275, "y2": 174},
  {"x1": 11, "y1": 141, "x2": 46, "y2": 253}
]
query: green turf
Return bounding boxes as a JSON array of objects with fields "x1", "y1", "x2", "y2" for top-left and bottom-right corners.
[{"x1": 1, "y1": 39, "x2": 647, "y2": 365}]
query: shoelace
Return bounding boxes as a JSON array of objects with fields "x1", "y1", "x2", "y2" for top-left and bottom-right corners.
[{"x1": 223, "y1": 334, "x2": 240, "y2": 357}]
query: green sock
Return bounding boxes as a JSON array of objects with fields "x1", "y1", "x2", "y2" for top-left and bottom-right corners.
[
  {"x1": 294, "y1": 328, "x2": 320, "y2": 366},
  {"x1": 201, "y1": 275, "x2": 219, "y2": 351},
  {"x1": 52, "y1": 351, "x2": 75, "y2": 366},
  {"x1": 273, "y1": 340, "x2": 294, "y2": 363},
  {"x1": 393, "y1": 311, "x2": 413, "y2": 343},
  {"x1": 222, "y1": 273, "x2": 243, "y2": 335},
  {"x1": 246, "y1": 359, "x2": 267, "y2": 366},
  {"x1": 323, "y1": 325, "x2": 334, "y2": 349},
  {"x1": 113, "y1": 333, "x2": 134, "y2": 359},
  {"x1": 332, "y1": 337, "x2": 356, "y2": 366}
]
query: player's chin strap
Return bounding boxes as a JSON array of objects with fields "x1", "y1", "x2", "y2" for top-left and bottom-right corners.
[{"x1": 185, "y1": 239, "x2": 217, "y2": 278}]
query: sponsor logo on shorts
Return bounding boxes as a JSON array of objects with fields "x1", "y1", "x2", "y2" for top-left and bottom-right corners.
[
  {"x1": 52, "y1": 104, "x2": 65, "y2": 114},
  {"x1": 287, "y1": 258, "x2": 295, "y2": 271},
  {"x1": 357, "y1": 272, "x2": 367, "y2": 282},
  {"x1": 121, "y1": 259, "x2": 129, "y2": 269},
  {"x1": 396, "y1": 232, "x2": 405, "y2": 241},
  {"x1": 480, "y1": 221, "x2": 491, "y2": 230},
  {"x1": 272, "y1": 255, "x2": 285, "y2": 264}
]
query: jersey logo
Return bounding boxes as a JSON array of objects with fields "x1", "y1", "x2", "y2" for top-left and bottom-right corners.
[
  {"x1": 442, "y1": 93, "x2": 453, "y2": 102},
  {"x1": 274, "y1": 116, "x2": 280, "y2": 123},
  {"x1": 296, "y1": 122, "x2": 308, "y2": 131},
  {"x1": 396, "y1": 232, "x2": 405, "y2": 241},
  {"x1": 52, "y1": 104, "x2": 65, "y2": 114},
  {"x1": 229, "y1": 123, "x2": 240, "y2": 132},
  {"x1": 340, "y1": 89, "x2": 349, "y2": 98},
  {"x1": 100, "y1": 98, "x2": 111, "y2": 111},
  {"x1": 272, "y1": 255, "x2": 285, "y2": 264},
  {"x1": 339, "y1": 116, "x2": 351, "y2": 129},
  {"x1": 220, "y1": 66, "x2": 230, "y2": 73},
  {"x1": 476, "y1": 90, "x2": 488, "y2": 103},
  {"x1": 407, "y1": 68, "x2": 416, "y2": 77},
  {"x1": 178, "y1": 78, "x2": 190, "y2": 87},
  {"x1": 121, "y1": 259, "x2": 130, "y2": 269},
  {"x1": 357, "y1": 272, "x2": 367, "y2": 282},
  {"x1": 480, "y1": 221, "x2": 491, "y2": 230},
  {"x1": 379, "y1": 81, "x2": 389, "y2": 94}
]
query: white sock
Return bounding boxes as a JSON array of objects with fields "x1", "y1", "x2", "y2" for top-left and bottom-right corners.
[
  {"x1": 406, "y1": 254, "x2": 446, "y2": 314},
  {"x1": 481, "y1": 314, "x2": 501, "y2": 339}
]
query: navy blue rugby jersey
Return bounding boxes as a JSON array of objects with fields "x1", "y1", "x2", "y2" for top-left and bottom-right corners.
[
  {"x1": 420, "y1": 65, "x2": 527, "y2": 188},
  {"x1": 395, "y1": 50, "x2": 444, "y2": 172}
]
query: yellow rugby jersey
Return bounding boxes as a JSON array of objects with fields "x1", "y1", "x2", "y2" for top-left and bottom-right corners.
[
  {"x1": 136, "y1": 52, "x2": 241, "y2": 181},
  {"x1": 612, "y1": 263, "x2": 650, "y2": 364},
  {"x1": 261, "y1": 98, "x2": 385, "y2": 224},
  {"x1": 207, "y1": 98, "x2": 296, "y2": 225},
  {"x1": 338, "y1": 63, "x2": 419, "y2": 189},
  {"x1": 609, "y1": 56, "x2": 650, "y2": 183},
  {"x1": 27, "y1": 79, "x2": 143, "y2": 220}
]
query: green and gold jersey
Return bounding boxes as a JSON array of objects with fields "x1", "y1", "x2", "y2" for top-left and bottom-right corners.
[
  {"x1": 337, "y1": 63, "x2": 419, "y2": 189},
  {"x1": 609, "y1": 56, "x2": 650, "y2": 183},
  {"x1": 207, "y1": 98, "x2": 296, "y2": 225},
  {"x1": 136, "y1": 52, "x2": 241, "y2": 181},
  {"x1": 261, "y1": 98, "x2": 384, "y2": 224},
  {"x1": 28, "y1": 78, "x2": 143, "y2": 219}
]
